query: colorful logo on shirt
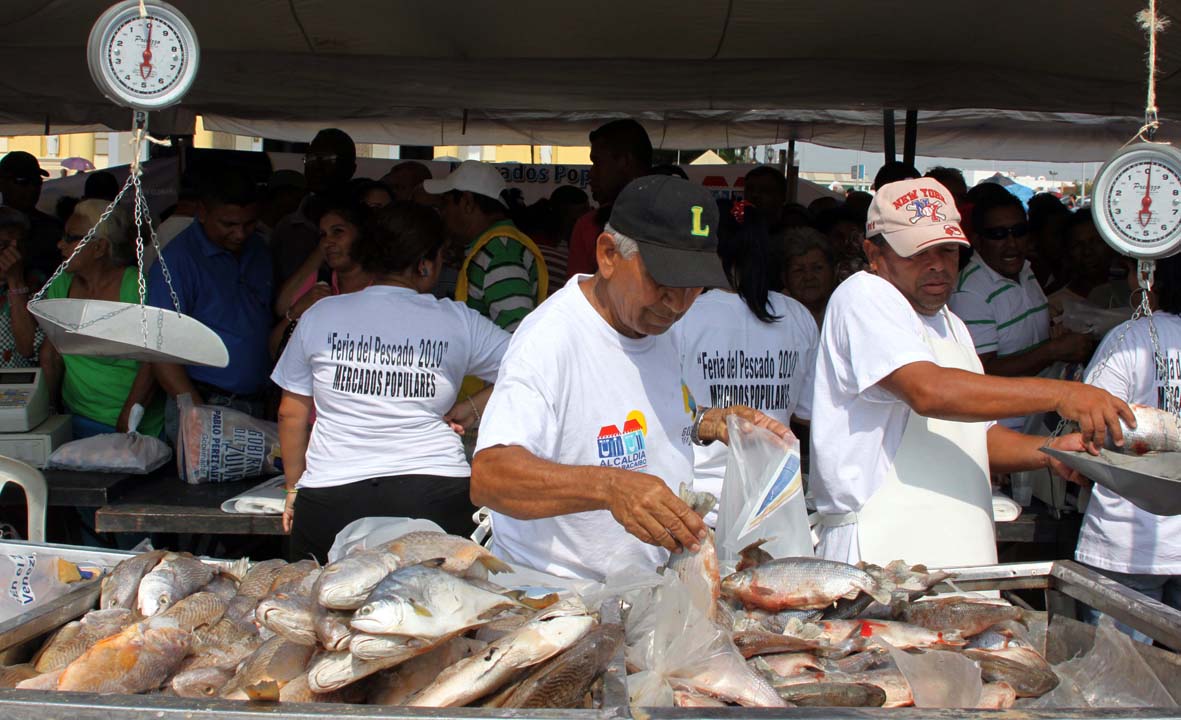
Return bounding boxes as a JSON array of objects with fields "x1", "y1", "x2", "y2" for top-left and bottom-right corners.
[
  {"x1": 905, "y1": 197, "x2": 946, "y2": 224},
  {"x1": 597, "y1": 410, "x2": 648, "y2": 470}
]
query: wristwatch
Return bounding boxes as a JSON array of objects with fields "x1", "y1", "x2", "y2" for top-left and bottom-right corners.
[{"x1": 691, "y1": 406, "x2": 713, "y2": 447}]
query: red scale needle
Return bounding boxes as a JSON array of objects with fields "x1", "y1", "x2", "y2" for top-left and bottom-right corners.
[
  {"x1": 139, "y1": 19, "x2": 154, "y2": 80},
  {"x1": 1138, "y1": 165, "x2": 1154, "y2": 228}
]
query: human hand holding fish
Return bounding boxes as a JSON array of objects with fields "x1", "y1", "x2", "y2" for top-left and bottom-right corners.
[
  {"x1": 1054, "y1": 382, "x2": 1134, "y2": 453},
  {"x1": 1041, "y1": 433, "x2": 1091, "y2": 487},
  {"x1": 606, "y1": 470, "x2": 706, "y2": 553}
]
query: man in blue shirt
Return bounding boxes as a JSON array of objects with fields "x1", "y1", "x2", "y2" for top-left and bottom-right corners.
[{"x1": 149, "y1": 166, "x2": 273, "y2": 434}]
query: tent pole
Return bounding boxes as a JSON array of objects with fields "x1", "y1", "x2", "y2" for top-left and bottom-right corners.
[
  {"x1": 903, "y1": 109, "x2": 918, "y2": 167},
  {"x1": 883, "y1": 109, "x2": 896, "y2": 162},
  {"x1": 786, "y1": 140, "x2": 798, "y2": 204}
]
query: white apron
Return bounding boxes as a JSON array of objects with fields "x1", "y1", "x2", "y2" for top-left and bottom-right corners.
[{"x1": 816, "y1": 308, "x2": 997, "y2": 569}]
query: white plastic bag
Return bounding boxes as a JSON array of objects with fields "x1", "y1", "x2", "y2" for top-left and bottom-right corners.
[
  {"x1": 0, "y1": 553, "x2": 99, "y2": 624},
  {"x1": 176, "y1": 394, "x2": 282, "y2": 484},
  {"x1": 46, "y1": 404, "x2": 171, "y2": 474},
  {"x1": 715, "y1": 415, "x2": 811, "y2": 568}
]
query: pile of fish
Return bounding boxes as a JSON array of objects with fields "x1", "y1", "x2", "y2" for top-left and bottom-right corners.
[
  {"x1": 632, "y1": 486, "x2": 1060, "y2": 709},
  {"x1": 0, "y1": 533, "x2": 621, "y2": 709}
]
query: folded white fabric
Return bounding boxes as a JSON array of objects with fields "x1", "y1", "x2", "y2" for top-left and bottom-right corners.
[
  {"x1": 219, "y1": 475, "x2": 286, "y2": 515},
  {"x1": 992, "y1": 492, "x2": 1023, "y2": 523}
]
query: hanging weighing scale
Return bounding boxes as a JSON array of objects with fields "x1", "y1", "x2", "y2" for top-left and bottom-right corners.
[
  {"x1": 26, "y1": 0, "x2": 227, "y2": 368},
  {"x1": 1040, "y1": 107, "x2": 1181, "y2": 515}
]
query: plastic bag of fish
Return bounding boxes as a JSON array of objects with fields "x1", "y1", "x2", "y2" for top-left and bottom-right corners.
[
  {"x1": 626, "y1": 492, "x2": 1064, "y2": 710},
  {"x1": 0, "y1": 532, "x2": 623, "y2": 709}
]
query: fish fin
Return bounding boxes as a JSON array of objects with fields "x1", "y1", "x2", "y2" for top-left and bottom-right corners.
[
  {"x1": 507, "y1": 591, "x2": 560, "y2": 611},
  {"x1": 477, "y1": 555, "x2": 513, "y2": 575},
  {"x1": 753, "y1": 586, "x2": 776, "y2": 597},
  {"x1": 244, "y1": 679, "x2": 281, "y2": 702},
  {"x1": 420, "y1": 557, "x2": 447, "y2": 569},
  {"x1": 411, "y1": 601, "x2": 434, "y2": 617},
  {"x1": 866, "y1": 585, "x2": 893, "y2": 606}
]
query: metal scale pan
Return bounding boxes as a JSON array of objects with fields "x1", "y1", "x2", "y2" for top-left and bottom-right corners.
[
  {"x1": 29, "y1": 299, "x2": 229, "y2": 368},
  {"x1": 1041, "y1": 446, "x2": 1181, "y2": 516}
]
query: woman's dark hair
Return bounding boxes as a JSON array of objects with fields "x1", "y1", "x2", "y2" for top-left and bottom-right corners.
[
  {"x1": 719, "y1": 205, "x2": 780, "y2": 323},
  {"x1": 315, "y1": 196, "x2": 372, "y2": 232},
  {"x1": 1155, "y1": 253, "x2": 1181, "y2": 315},
  {"x1": 354, "y1": 202, "x2": 445, "y2": 275}
]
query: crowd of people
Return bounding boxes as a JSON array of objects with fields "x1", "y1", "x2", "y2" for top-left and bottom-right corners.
[{"x1": 0, "y1": 117, "x2": 1175, "y2": 641}]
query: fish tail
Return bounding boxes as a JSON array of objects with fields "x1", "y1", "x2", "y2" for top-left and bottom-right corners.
[{"x1": 477, "y1": 554, "x2": 513, "y2": 575}]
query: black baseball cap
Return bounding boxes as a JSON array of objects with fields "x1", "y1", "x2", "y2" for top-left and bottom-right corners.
[
  {"x1": 0, "y1": 151, "x2": 48, "y2": 181},
  {"x1": 607, "y1": 175, "x2": 728, "y2": 288}
]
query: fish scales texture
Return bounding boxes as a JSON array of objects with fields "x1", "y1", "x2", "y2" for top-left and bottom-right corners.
[
  {"x1": 722, "y1": 557, "x2": 890, "y2": 611},
  {"x1": 962, "y1": 647, "x2": 1059, "y2": 697},
  {"x1": 235, "y1": 558, "x2": 288, "y2": 599},
  {"x1": 256, "y1": 585, "x2": 319, "y2": 646},
  {"x1": 498, "y1": 623, "x2": 624, "y2": 708},
  {"x1": 0, "y1": 664, "x2": 38, "y2": 689},
  {"x1": 316, "y1": 549, "x2": 401, "y2": 610},
  {"x1": 34, "y1": 609, "x2": 138, "y2": 672},
  {"x1": 221, "y1": 636, "x2": 315, "y2": 700},
  {"x1": 100, "y1": 550, "x2": 166, "y2": 610},
  {"x1": 56, "y1": 623, "x2": 191, "y2": 694},
  {"x1": 137, "y1": 552, "x2": 214, "y2": 617},
  {"x1": 367, "y1": 637, "x2": 486, "y2": 705},
  {"x1": 268, "y1": 559, "x2": 319, "y2": 594},
  {"x1": 170, "y1": 665, "x2": 234, "y2": 698},
  {"x1": 307, "y1": 641, "x2": 439, "y2": 693},
  {"x1": 314, "y1": 608, "x2": 354, "y2": 651},
  {"x1": 279, "y1": 671, "x2": 369, "y2": 703},
  {"x1": 733, "y1": 629, "x2": 862, "y2": 659},
  {"x1": 383, "y1": 531, "x2": 512, "y2": 576},
  {"x1": 778, "y1": 681, "x2": 887, "y2": 707},
  {"x1": 149, "y1": 591, "x2": 227, "y2": 633},
  {"x1": 1112, "y1": 404, "x2": 1181, "y2": 455},
  {"x1": 902, "y1": 598, "x2": 1022, "y2": 637},
  {"x1": 407, "y1": 601, "x2": 594, "y2": 707},
  {"x1": 203, "y1": 574, "x2": 239, "y2": 603}
]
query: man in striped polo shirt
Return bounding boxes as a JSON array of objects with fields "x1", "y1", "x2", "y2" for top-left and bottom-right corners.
[
  {"x1": 950, "y1": 192, "x2": 1092, "y2": 430},
  {"x1": 426, "y1": 161, "x2": 548, "y2": 332}
]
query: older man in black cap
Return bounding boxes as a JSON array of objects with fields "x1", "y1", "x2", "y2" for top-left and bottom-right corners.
[
  {"x1": 470, "y1": 176, "x2": 788, "y2": 581},
  {"x1": 0, "y1": 151, "x2": 62, "y2": 278}
]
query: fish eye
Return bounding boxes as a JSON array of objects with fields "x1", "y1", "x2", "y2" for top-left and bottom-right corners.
[
  {"x1": 356, "y1": 604, "x2": 372, "y2": 616},
  {"x1": 203, "y1": 686, "x2": 215, "y2": 695}
]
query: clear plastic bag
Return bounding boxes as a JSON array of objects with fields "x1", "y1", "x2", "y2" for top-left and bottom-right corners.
[
  {"x1": 46, "y1": 404, "x2": 172, "y2": 474},
  {"x1": 715, "y1": 415, "x2": 811, "y2": 569},
  {"x1": 881, "y1": 640, "x2": 982, "y2": 708},
  {"x1": 176, "y1": 393, "x2": 282, "y2": 484},
  {"x1": 1024, "y1": 616, "x2": 1177, "y2": 708},
  {"x1": 626, "y1": 575, "x2": 782, "y2": 708},
  {"x1": 0, "y1": 553, "x2": 97, "y2": 624}
]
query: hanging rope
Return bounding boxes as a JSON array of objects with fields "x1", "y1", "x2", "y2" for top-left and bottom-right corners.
[{"x1": 1130, "y1": 1, "x2": 1170, "y2": 144}]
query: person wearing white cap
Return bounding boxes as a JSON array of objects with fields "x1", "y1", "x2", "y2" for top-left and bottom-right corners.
[
  {"x1": 424, "y1": 160, "x2": 549, "y2": 332},
  {"x1": 808, "y1": 178, "x2": 1135, "y2": 568}
]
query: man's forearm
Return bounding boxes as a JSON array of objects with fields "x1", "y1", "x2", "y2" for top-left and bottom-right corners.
[
  {"x1": 882, "y1": 363, "x2": 1066, "y2": 422},
  {"x1": 153, "y1": 362, "x2": 197, "y2": 399},
  {"x1": 470, "y1": 445, "x2": 611, "y2": 519},
  {"x1": 986, "y1": 425, "x2": 1051, "y2": 474}
]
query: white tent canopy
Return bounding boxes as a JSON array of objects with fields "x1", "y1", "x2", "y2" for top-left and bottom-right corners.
[{"x1": 3, "y1": 1, "x2": 1180, "y2": 159}]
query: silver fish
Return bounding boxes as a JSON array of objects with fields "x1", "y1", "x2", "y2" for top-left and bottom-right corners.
[
  {"x1": 220, "y1": 636, "x2": 315, "y2": 700},
  {"x1": 315, "y1": 549, "x2": 401, "y2": 610},
  {"x1": 235, "y1": 558, "x2": 288, "y2": 599},
  {"x1": 307, "y1": 639, "x2": 443, "y2": 693},
  {"x1": 350, "y1": 562, "x2": 518, "y2": 639},
  {"x1": 137, "y1": 552, "x2": 214, "y2": 617},
  {"x1": 817, "y1": 619, "x2": 965, "y2": 649},
  {"x1": 408, "y1": 599, "x2": 594, "y2": 707},
  {"x1": 1111, "y1": 403, "x2": 1181, "y2": 455},
  {"x1": 722, "y1": 558, "x2": 891, "y2": 611},
  {"x1": 314, "y1": 608, "x2": 354, "y2": 652},
  {"x1": 669, "y1": 651, "x2": 786, "y2": 708},
  {"x1": 901, "y1": 598, "x2": 1022, "y2": 637},
  {"x1": 498, "y1": 623, "x2": 624, "y2": 708},
  {"x1": 99, "y1": 549, "x2": 166, "y2": 610},
  {"x1": 170, "y1": 665, "x2": 235, "y2": 698},
  {"x1": 666, "y1": 483, "x2": 721, "y2": 620}
]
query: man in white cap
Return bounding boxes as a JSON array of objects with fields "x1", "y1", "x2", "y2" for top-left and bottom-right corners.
[
  {"x1": 809, "y1": 178, "x2": 1134, "y2": 569},
  {"x1": 425, "y1": 161, "x2": 548, "y2": 332}
]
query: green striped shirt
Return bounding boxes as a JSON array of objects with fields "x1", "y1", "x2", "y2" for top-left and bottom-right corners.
[{"x1": 466, "y1": 221, "x2": 539, "y2": 332}]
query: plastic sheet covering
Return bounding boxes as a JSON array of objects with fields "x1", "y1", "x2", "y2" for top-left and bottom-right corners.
[
  {"x1": 881, "y1": 640, "x2": 983, "y2": 708},
  {"x1": 1024, "y1": 616, "x2": 1178, "y2": 708},
  {"x1": 626, "y1": 575, "x2": 780, "y2": 707}
]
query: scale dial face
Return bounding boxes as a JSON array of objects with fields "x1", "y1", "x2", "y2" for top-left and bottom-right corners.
[
  {"x1": 1092, "y1": 144, "x2": 1181, "y2": 259},
  {"x1": 87, "y1": 1, "x2": 199, "y2": 111}
]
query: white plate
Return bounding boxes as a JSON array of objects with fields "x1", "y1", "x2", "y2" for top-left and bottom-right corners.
[{"x1": 29, "y1": 298, "x2": 229, "y2": 367}]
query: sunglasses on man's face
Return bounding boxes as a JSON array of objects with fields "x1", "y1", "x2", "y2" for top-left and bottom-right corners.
[{"x1": 980, "y1": 222, "x2": 1030, "y2": 240}]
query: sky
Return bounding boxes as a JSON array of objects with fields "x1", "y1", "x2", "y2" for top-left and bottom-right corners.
[{"x1": 784, "y1": 142, "x2": 1099, "y2": 184}]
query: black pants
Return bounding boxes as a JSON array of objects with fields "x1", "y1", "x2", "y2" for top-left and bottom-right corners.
[{"x1": 289, "y1": 475, "x2": 475, "y2": 564}]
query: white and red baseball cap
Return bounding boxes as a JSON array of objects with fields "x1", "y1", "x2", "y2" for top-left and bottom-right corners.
[{"x1": 865, "y1": 178, "x2": 969, "y2": 257}]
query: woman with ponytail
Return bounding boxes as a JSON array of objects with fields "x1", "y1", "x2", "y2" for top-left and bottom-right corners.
[{"x1": 670, "y1": 201, "x2": 819, "y2": 524}]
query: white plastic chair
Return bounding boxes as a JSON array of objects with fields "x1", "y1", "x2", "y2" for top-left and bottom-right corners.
[{"x1": 0, "y1": 455, "x2": 47, "y2": 543}]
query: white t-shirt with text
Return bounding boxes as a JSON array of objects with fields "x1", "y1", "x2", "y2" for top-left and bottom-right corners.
[
  {"x1": 810, "y1": 271, "x2": 984, "y2": 514},
  {"x1": 272, "y1": 285, "x2": 509, "y2": 487},
  {"x1": 476, "y1": 275, "x2": 696, "y2": 581},
  {"x1": 1076, "y1": 314, "x2": 1181, "y2": 574},
  {"x1": 671, "y1": 290, "x2": 817, "y2": 520}
]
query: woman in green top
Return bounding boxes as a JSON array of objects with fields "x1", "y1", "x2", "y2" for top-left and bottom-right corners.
[{"x1": 40, "y1": 199, "x2": 164, "y2": 438}]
